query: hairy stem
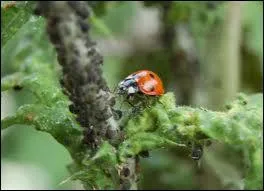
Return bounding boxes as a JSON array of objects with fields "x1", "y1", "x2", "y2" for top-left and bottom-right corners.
[
  {"x1": 34, "y1": 1, "x2": 136, "y2": 189},
  {"x1": 34, "y1": 1, "x2": 118, "y2": 149}
]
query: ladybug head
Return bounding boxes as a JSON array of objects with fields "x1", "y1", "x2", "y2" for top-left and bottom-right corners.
[{"x1": 117, "y1": 78, "x2": 139, "y2": 96}]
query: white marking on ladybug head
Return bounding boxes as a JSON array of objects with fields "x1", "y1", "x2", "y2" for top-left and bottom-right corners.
[
  {"x1": 119, "y1": 81, "x2": 124, "y2": 85},
  {"x1": 127, "y1": 86, "x2": 137, "y2": 94}
]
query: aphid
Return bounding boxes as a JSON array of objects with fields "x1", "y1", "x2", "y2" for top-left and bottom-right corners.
[{"x1": 191, "y1": 144, "x2": 203, "y2": 160}]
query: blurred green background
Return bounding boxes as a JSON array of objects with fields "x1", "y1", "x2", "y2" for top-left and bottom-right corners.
[{"x1": 1, "y1": 1, "x2": 263, "y2": 189}]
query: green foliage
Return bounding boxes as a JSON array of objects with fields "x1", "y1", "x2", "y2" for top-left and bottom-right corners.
[
  {"x1": 167, "y1": 3, "x2": 191, "y2": 23},
  {"x1": 89, "y1": 1, "x2": 137, "y2": 38},
  {"x1": 1, "y1": 11, "x2": 75, "y2": 188},
  {"x1": 64, "y1": 141, "x2": 119, "y2": 190},
  {"x1": 1, "y1": 10, "x2": 84, "y2": 162},
  {"x1": 1, "y1": 1, "x2": 262, "y2": 190},
  {"x1": 118, "y1": 93, "x2": 263, "y2": 189},
  {"x1": 101, "y1": 1, "x2": 138, "y2": 36},
  {"x1": 1, "y1": 47, "x2": 263, "y2": 188},
  {"x1": 89, "y1": 15, "x2": 113, "y2": 38},
  {"x1": 242, "y1": 2, "x2": 263, "y2": 58},
  {"x1": 1, "y1": 1, "x2": 36, "y2": 47},
  {"x1": 77, "y1": 141, "x2": 119, "y2": 190},
  {"x1": 1, "y1": 58, "x2": 262, "y2": 189},
  {"x1": 1, "y1": 36, "x2": 84, "y2": 159},
  {"x1": 189, "y1": 2, "x2": 227, "y2": 60}
]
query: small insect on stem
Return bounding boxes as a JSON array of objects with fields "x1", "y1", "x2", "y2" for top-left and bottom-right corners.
[{"x1": 191, "y1": 143, "x2": 203, "y2": 161}]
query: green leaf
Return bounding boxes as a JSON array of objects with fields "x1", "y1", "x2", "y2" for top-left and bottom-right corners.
[
  {"x1": 120, "y1": 92, "x2": 263, "y2": 189},
  {"x1": 89, "y1": 15, "x2": 114, "y2": 38},
  {"x1": 1, "y1": 72, "x2": 24, "y2": 91},
  {"x1": 244, "y1": 147, "x2": 263, "y2": 189},
  {"x1": 199, "y1": 93, "x2": 262, "y2": 147},
  {"x1": 74, "y1": 141, "x2": 119, "y2": 190},
  {"x1": 242, "y1": 2, "x2": 263, "y2": 58},
  {"x1": 118, "y1": 132, "x2": 186, "y2": 162},
  {"x1": 1, "y1": 87, "x2": 84, "y2": 156},
  {"x1": 101, "y1": 1, "x2": 138, "y2": 36},
  {"x1": 1, "y1": 1, "x2": 36, "y2": 47},
  {"x1": 1, "y1": 15, "x2": 85, "y2": 158}
]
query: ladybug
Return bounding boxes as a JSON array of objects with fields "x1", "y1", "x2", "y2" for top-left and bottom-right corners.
[{"x1": 117, "y1": 70, "x2": 164, "y2": 97}]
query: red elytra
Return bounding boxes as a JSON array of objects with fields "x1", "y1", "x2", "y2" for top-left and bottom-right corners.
[{"x1": 126, "y1": 70, "x2": 165, "y2": 96}]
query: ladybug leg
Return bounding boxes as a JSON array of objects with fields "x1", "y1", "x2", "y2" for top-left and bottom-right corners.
[
  {"x1": 127, "y1": 100, "x2": 134, "y2": 107},
  {"x1": 126, "y1": 95, "x2": 135, "y2": 107},
  {"x1": 146, "y1": 97, "x2": 151, "y2": 109},
  {"x1": 156, "y1": 96, "x2": 166, "y2": 107},
  {"x1": 142, "y1": 94, "x2": 152, "y2": 109},
  {"x1": 126, "y1": 94, "x2": 142, "y2": 114}
]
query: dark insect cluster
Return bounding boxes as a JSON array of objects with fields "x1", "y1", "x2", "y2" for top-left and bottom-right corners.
[{"x1": 34, "y1": 2, "x2": 118, "y2": 150}]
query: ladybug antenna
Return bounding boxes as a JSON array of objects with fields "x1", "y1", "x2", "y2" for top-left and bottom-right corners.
[
  {"x1": 113, "y1": 84, "x2": 118, "y2": 94},
  {"x1": 119, "y1": 97, "x2": 124, "y2": 109},
  {"x1": 108, "y1": 84, "x2": 118, "y2": 95},
  {"x1": 108, "y1": 86, "x2": 114, "y2": 94}
]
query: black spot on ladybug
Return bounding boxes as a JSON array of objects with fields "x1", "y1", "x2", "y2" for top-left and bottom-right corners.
[
  {"x1": 147, "y1": 85, "x2": 155, "y2": 92},
  {"x1": 149, "y1": 73, "x2": 155, "y2": 78}
]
